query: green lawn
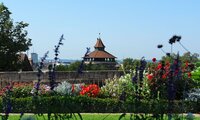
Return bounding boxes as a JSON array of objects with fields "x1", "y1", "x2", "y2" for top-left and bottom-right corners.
[{"x1": 5, "y1": 113, "x2": 200, "y2": 120}]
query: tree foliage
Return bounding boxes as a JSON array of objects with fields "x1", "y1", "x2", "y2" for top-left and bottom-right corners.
[
  {"x1": 119, "y1": 58, "x2": 140, "y2": 71},
  {"x1": 56, "y1": 61, "x2": 111, "y2": 71},
  {"x1": 0, "y1": 3, "x2": 32, "y2": 71},
  {"x1": 161, "y1": 52, "x2": 199, "y2": 63}
]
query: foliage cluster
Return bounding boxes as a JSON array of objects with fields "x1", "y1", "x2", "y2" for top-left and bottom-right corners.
[
  {"x1": 146, "y1": 59, "x2": 197, "y2": 100},
  {"x1": 0, "y1": 3, "x2": 32, "y2": 71},
  {"x1": 54, "y1": 81, "x2": 83, "y2": 96},
  {"x1": 185, "y1": 88, "x2": 200, "y2": 102},
  {"x1": 0, "y1": 96, "x2": 199, "y2": 113},
  {"x1": 101, "y1": 73, "x2": 135, "y2": 98},
  {"x1": 191, "y1": 66, "x2": 200, "y2": 84},
  {"x1": 56, "y1": 61, "x2": 112, "y2": 71}
]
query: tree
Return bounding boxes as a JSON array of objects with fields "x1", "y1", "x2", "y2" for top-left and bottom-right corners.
[
  {"x1": 119, "y1": 58, "x2": 140, "y2": 71},
  {"x1": 161, "y1": 52, "x2": 199, "y2": 63},
  {"x1": 0, "y1": 3, "x2": 32, "y2": 71},
  {"x1": 181, "y1": 52, "x2": 199, "y2": 63}
]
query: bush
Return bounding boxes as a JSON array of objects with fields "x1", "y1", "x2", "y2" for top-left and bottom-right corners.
[
  {"x1": 53, "y1": 81, "x2": 83, "y2": 96},
  {"x1": 0, "y1": 96, "x2": 199, "y2": 113},
  {"x1": 101, "y1": 73, "x2": 134, "y2": 98},
  {"x1": 12, "y1": 82, "x2": 33, "y2": 98}
]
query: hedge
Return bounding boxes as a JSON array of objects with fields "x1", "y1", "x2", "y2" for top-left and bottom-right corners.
[{"x1": 0, "y1": 96, "x2": 199, "y2": 113}]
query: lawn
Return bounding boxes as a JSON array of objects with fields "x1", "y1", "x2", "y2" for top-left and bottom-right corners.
[{"x1": 5, "y1": 113, "x2": 200, "y2": 120}]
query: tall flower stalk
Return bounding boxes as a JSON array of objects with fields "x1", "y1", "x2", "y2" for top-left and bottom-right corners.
[
  {"x1": 158, "y1": 35, "x2": 193, "y2": 119},
  {"x1": 1, "y1": 83, "x2": 13, "y2": 120},
  {"x1": 35, "y1": 51, "x2": 49, "y2": 95},
  {"x1": 49, "y1": 34, "x2": 64, "y2": 90},
  {"x1": 77, "y1": 47, "x2": 90, "y2": 74}
]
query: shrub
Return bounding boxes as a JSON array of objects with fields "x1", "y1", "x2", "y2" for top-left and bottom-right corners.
[
  {"x1": 53, "y1": 81, "x2": 72, "y2": 95},
  {"x1": 12, "y1": 82, "x2": 33, "y2": 98},
  {"x1": 53, "y1": 81, "x2": 83, "y2": 96},
  {"x1": 0, "y1": 82, "x2": 33, "y2": 98},
  {"x1": 191, "y1": 66, "x2": 200, "y2": 84},
  {"x1": 185, "y1": 88, "x2": 200, "y2": 102},
  {"x1": 101, "y1": 74, "x2": 134, "y2": 98},
  {"x1": 0, "y1": 96, "x2": 199, "y2": 113}
]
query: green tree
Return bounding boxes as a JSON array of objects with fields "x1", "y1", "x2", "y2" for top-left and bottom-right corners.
[
  {"x1": 119, "y1": 58, "x2": 139, "y2": 71},
  {"x1": 56, "y1": 61, "x2": 81, "y2": 71},
  {"x1": 0, "y1": 3, "x2": 32, "y2": 71},
  {"x1": 68, "y1": 61, "x2": 81, "y2": 71},
  {"x1": 85, "y1": 63, "x2": 109, "y2": 71},
  {"x1": 161, "y1": 52, "x2": 199, "y2": 63},
  {"x1": 55, "y1": 65, "x2": 69, "y2": 71},
  {"x1": 180, "y1": 52, "x2": 199, "y2": 63}
]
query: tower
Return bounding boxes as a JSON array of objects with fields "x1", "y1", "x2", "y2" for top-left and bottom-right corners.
[
  {"x1": 84, "y1": 37, "x2": 117, "y2": 69},
  {"x1": 31, "y1": 53, "x2": 38, "y2": 64}
]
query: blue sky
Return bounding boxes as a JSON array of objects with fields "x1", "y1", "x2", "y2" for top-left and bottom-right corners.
[{"x1": 1, "y1": 0, "x2": 200, "y2": 60}]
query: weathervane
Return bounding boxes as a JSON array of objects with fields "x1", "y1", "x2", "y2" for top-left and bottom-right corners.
[{"x1": 99, "y1": 33, "x2": 101, "y2": 39}]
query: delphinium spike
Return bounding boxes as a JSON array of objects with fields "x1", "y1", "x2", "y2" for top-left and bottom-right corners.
[
  {"x1": 77, "y1": 47, "x2": 90, "y2": 74},
  {"x1": 35, "y1": 51, "x2": 49, "y2": 95},
  {"x1": 2, "y1": 82, "x2": 13, "y2": 120},
  {"x1": 50, "y1": 34, "x2": 64, "y2": 90}
]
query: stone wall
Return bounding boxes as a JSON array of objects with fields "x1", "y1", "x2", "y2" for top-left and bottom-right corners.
[{"x1": 0, "y1": 71, "x2": 124, "y2": 88}]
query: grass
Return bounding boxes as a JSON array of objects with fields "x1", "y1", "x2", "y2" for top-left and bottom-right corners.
[{"x1": 3, "y1": 113, "x2": 200, "y2": 120}]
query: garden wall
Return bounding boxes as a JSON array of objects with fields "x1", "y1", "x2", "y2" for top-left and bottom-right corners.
[{"x1": 0, "y1": 71, "x2": 124, "y2": 88}]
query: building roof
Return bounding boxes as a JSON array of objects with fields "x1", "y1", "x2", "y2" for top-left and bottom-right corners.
[
  {"x1": 94, "y1": 38, "x2": 105, "y2": 48},
  {"x1": 86, "y1": 50, "x2": 116, "y2": 58},
  {"x1": 84, "y1": 37, "x2": 116, "y2": 59}
]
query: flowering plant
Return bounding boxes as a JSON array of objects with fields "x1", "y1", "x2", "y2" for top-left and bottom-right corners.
[
  {"x1": 146, "y1": 57, "x2": 194, "y2": 99},
  {"x1": 53, "y1": 81, "x2": 83, "y2": 96},
  {"x1": 31, "y1": 83, "x2": 51, "y2": 96},
  {"x1": 101, "y1": 74, "x2": 134, "y2": 98},
  {"x1": 0, "y1": 82, "x2": 33, "y2": 98},
  {"x1": 12, "y1": 82, "x2": 33, "y2": 98},
  {"x1": 80, "y1": 84, "x2": 100, "y2": 97}
]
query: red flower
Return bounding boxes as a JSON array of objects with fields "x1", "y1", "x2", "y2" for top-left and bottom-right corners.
[
  {"x1": 185, "y1": 61, "x2": 189, "y2": 67},
  {"x1": 162, "y1": 74, "x2": 167, "y2": 79},
  {"x1": 157, "y1": 63, "x2": 162, "y2": 70},
  {"x1": 152, "y1": 58, "x2": 156, "y2": 63},
  {"x1": 72, "y1": 84, "x2": 75, "y2": 93},
  {"x1": 188, "y1": 72, "x2": 192, "y2": 78},
  {"x1": 147, "y1": 74, "x2": 153, "y2": 80},
  {"x1": 80, "y1": 84, "x2": 100, "y2": 97}
]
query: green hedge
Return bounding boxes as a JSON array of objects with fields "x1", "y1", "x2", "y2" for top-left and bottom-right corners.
[{"x1": 0, "y1": 96, "x2": 199, "y2": 113}]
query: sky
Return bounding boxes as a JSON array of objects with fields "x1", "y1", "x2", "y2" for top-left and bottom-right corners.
[{"x1": 1, "y1": 0, "x2": 200, "y2": 60}]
